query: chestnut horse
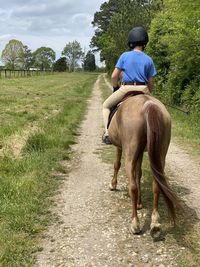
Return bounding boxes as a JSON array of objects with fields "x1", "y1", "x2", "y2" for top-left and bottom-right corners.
[{"x1": 108, "y1": 93, "x2": 182, "y2": 237}]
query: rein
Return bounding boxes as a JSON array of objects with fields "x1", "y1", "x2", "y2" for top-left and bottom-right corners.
[{"x1": 163, "y1": 103, "x2": 190, "y2": 115}]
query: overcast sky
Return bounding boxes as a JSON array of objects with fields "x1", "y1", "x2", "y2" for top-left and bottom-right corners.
[{"x1": 0, "y1": 0, "x2": 106, "y2": 65}]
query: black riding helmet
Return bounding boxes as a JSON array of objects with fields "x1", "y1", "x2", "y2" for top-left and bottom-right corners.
[{"x1": 128, "y1": 26, "x2": 149, "y2": 49}]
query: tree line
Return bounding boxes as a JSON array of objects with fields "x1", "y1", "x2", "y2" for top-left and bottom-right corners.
[
  {"x1": 90, "y1": 0, "x2": 200, "y2": 114},
  {"x1": 0, "y1": 39, "x2": 96, "y2": 72}
]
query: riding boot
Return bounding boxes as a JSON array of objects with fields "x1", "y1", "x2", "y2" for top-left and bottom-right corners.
[{"x1": 102, "y1": 134, "x2": 112, "y2": 145}]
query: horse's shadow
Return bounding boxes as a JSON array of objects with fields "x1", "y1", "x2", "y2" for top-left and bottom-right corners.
[
  {"x1": 140, "y1": 182, "x2": 199, "y2": 245},
  {"x1": 113, "y1": 174, "x2": 199, "y2": 246}
]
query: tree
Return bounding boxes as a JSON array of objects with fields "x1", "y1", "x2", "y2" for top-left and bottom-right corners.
[
  {"x1": 90, "y1": 0, "x2": 161, "y2": 54},
  {"x1": 91, "y1": 0, "x2": 152, "y2": 72},
  {"x1": 23, "y1": 45, "x2": 33, "y2": 70},
  {"x1": 147, "y1": 0, "x2": 200, "y2": 108},
  {"x1": 32, "y1": 47, "x2": 56, "y2": 70},
  {"x1": 83, "y1": 51, "x2": 96, "y2": 71},
  {"x1": 90, "y1": 0, "x2": 125, "y2": 52},
  {"x1": 62, "y1": 41, "x2": 83, "y2": 72},
  {"x1": 53, "y1": 57, "x2": 68, "y2": 72},
  {"x1": 1, "y1": 39, "x2": 24, "y2": 69}
]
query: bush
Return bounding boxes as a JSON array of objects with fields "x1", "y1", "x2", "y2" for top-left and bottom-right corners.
[{"x1": 181, "y1": 78, "x2": 200, "y2": 115}]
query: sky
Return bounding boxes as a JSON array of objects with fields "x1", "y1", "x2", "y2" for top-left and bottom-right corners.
[{"x1": 0, "y1": 0, "x2": 106, "y2": 66}]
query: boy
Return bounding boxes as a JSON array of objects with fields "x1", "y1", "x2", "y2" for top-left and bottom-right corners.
[{"x1": 102, "y1": 26, "x2": 157, "y2": 144}]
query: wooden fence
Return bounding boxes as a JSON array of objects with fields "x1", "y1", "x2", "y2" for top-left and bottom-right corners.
[{"x1": 0, "y1": 69, "x2": 54, "y2": 79}]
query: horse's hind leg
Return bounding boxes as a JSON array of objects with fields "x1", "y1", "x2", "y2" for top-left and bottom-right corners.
[
  {"x1": 110, "y1": 147, "x2": 122, "y2": 190},
  {"x1": 125, "y1": 155, "x2": 141, "y2": 234},
  {"x1": 136, "y1": 154, "x2": 143, "y2": 210},
  {"x1": 150, "y1": 147, "x2": 169, "y2": 240},
  {"x1": 150, "y1": 180, "x2": 162, "y2": 240}
]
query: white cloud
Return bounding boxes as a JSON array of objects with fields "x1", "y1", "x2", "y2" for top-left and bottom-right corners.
[
  {"x1": 0, "y1": 0, "x2": 106, "y2": 64},
  {"x1": 0, "y1": 34, "x2": 13, "y2": 41}
]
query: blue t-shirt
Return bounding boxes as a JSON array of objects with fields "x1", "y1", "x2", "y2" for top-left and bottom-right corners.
[{"x1": 115, "y1": 50, "x2": 157, "y2": 84}]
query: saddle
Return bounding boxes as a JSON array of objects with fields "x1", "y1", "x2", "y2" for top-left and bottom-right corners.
[{"x1": 107, "y1": 91, "x2": 144, "y2": 129}]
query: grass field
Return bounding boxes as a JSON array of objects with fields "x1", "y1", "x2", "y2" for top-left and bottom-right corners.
[{"x1": 0, "y1": 72, "x2": 98, "y2": 267}]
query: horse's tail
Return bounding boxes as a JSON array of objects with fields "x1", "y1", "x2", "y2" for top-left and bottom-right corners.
[{"x1": 143, "y1": 100, "x2": 183, "y2": 222}]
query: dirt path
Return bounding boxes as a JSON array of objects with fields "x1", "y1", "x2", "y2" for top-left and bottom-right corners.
[
  {"x1": 167, "y1": 143, "x2": 200, "y2": 217},
  {"x1": 36, "y1": 75, "x2": 200, "y2": 267}
]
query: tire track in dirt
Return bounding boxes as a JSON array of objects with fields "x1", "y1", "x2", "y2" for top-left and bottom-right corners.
[{"x1": 36, "y1": 75, "x2": 199, "y2": 267}]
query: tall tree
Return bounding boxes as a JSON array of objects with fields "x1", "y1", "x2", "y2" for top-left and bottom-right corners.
[
  {"x1": 91, "y1": 0, "x2": 153, "y2": 71},
  {"x1": 23, "y1": 45, "x2": 33, "y2": 70},
  {"x1": 62, "y1": 41, "x2": 83, "y2": 72},
  {"x1": 83, "y1": 51, "x2": 96, "y2": 71},
  {"x1": 32, "y1": 47, "x2": 56, "y2": 70},
  {"x1": 1, "y1": 39, "x2": 24, "y2": 69},
  {"x1": 53, "y1": 57, "x2": 68, "y2": 72},
  {"x1": 147, "y1": 0, "x2": 200, "y2": 109},
  {"x1": 90, "y1": 0, "x2": 125, "y2": 51}
]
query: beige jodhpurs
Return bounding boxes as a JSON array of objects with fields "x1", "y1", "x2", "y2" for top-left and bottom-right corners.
[{"x1": 102, "y1": 85, "x2": 150, "y2": 135}]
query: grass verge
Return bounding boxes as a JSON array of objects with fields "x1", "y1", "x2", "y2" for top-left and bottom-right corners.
[
  {"x1": 0, "y1": 72, "x2": 98, "y2": 267},
  {"x1": 168, "y1": 108, "x2": 200, "y2": 162}
]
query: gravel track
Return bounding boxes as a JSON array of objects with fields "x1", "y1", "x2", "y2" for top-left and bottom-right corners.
[{"x1": 36, "y1": 75, "x2": 200, "y2": 267}]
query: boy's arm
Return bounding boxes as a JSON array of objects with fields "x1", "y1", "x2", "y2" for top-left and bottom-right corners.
[
  {"x1": 111, "y1": 68, "x2": 122, "y2": 88},
  {"x1": 147, "y1": 77, "x2": 154, "y2": 93}
]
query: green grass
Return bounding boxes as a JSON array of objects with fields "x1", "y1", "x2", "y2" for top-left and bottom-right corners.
[
  {"x1": 0, "y1": 72, "x2": 98, "y2": 267},
  {"x1": 169, "y1": 108, "x2": 200, "y2": 161},
  {"x1": 0, "y1": 72, "x2": 95, "y2": 139},
  {"x1": 100, "y1": 76, "x2": 200, "y2": 267},
  {"x1": 152, "y1": 89, "x2": 200, "y2": 162}
]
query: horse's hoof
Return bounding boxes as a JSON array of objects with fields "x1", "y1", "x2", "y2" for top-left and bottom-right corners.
[
  {"x1": 131, "y1": 226, "x2": 141, "y2": 235},
  {"x1": 130, "y1": 224, "x2": 141, "y2": 235},
  {"x1": 137, "y1": 203, "x2": 143, "y2": 210},
  {"x1": 150, "y1": 225, "x2": 163, "y2": 241},
  {"x1": 109, "y1": 183, "x2": 117, "y2": 191}
]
